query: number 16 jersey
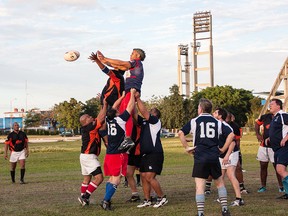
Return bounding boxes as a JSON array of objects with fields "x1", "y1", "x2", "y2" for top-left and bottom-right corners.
[{"x1": 181, "y1": 113, "x2": 222, "y2": 163}]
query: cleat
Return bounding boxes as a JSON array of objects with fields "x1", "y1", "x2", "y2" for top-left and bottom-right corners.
[
  {"x1": 100, "y1": 200, "x2": 112, "y2": 210},
  {"x1": 20, "y1": 180, "x2": 25, "y2": 184},
  {"x1": 118, "y1": 137, "x2": 135, "y2": 151},
  {"x1": 230, "y1": 199, "x2": 244, "y2": 206},
  {"x1": 126, "y1": 195, "x2": 141, "y2": 202},
  {"x1": 276, "y1": 194, "x2": 288, "y2": 199},
  {"x1": 78, "y1": 196, "x2": 90, "y2": 206},
  {"x1": 279, "y1": 187, "x2": 285, "y2": 193},
  {"x1": 204, "y1": 189, "x2": 211, "y2": 195},
  {"x1": 123, "y1": 180, "x2": 128, "y2": 188},
  {"x1": 257, "y1": 186, "x2": 266, "y2": 193},
  {"x1": 240, "y1": 188, "x2": 249, "y2": 194},
  {"x1": 137, "y1": 182, "x2": 142, "y2": 187},
  {"x1": 137, "y1": 199, "x2": 152, "y2": 208},
  {"x1": 153, "y1": 195, "x2": 168, "y2": 208},
  {"x1": 222, "y1": 208, "x2": 231, "y2": 216}
]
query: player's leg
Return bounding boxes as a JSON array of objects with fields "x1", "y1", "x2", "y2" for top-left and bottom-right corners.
[
  {"x1": 269, "y1": 148, "x2": 285, "y2": 192},
  {"x1": 19, "y1": 159, "x2": 26, "y2": 184},
  {"x1": 81, "y1": 168, "x2": 103, "y2": 202},
  {"x1": 10, "y1": 162, "x2": 17, "y2": 183},
  {"x1": 80, "y1": 175, "x2": 91, "y2": 196},
  {"x1": 212, "y1": 160, "x2": 231, "y2": 216},
  {"x1": 136, "y1": 169, "x2": 141, "y2": 186},
  {"x1": 258, "y1": 161, "x2": 268, "y2": 192},
  {"x1": 226, "y1": 166, "x2": 243, "y2": 206},
  {"x1": 18, "y1": 150, "x2": 27, "y2": 184},
  {"x1": 126, "y1": 165, "x2": 140, "y2": 202},
  {"x1": 9, "y1": 151, "x2": 18, "y2": 183},
  {"x1": 119, "y1": 92, "x2": 135, "y2": 149},
  {"x1": 137, "y1": 172, "x2": 152, "y2": 208},
  {"x1": 214, "y1": 177, "x2": 231, "y2": 215},
  {"x1": 256, "y1": 146, "x2": 268, "y2": 192},
  {"x1": 78, "y1": 175, "x2": 92, "y2": 206},
  {"x1": 276, "y1": 164, "x2": 288, "y2": 199},
  {"x1": 236, "y1": 159, "x2": 248, "y2": 194},
  {"x1": 205, "y1": 175, "x2": 213, "y2": 195},
  {"x1": 273, "y1": 162, "x2": 285, "y2": 192},
  {"x1": 195, "y1": 177, "x2": 206, "y2": 216},
  {"x1": 100, "y1": 175, "x2": 121, "y2": 210}
]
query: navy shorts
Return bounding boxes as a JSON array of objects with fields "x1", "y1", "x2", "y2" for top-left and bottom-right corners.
[
  {"x1": 274, "y1": 147, "x2": 288, "y2": 166},
  {"x1": 128, "y1": 154, "x2": 141, "y2": 168},
  {"x1": 140, "y1": 153, "x2": 164, "y2": 175},
  {"x1": 192, "y1": 161, "x2": 222, "y2": 179}
]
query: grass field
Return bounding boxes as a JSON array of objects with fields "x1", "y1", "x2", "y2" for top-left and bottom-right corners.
[{"x1": 0, "y1": 134, "x2": 287, "y2": 216}]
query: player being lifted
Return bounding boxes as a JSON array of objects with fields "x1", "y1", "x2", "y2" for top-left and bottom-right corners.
[{"x1": 97, "y1": 48, "x2": 145, "y2": 151}]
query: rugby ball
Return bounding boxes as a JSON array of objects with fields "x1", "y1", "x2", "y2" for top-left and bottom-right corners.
[{"x1": 64, "y1": 50, "x2": 80, "y2": 62}]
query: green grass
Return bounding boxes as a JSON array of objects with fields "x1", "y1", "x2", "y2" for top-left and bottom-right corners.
[{"x1": 0, "y1": 135, "x2": 288, "y2": 216}]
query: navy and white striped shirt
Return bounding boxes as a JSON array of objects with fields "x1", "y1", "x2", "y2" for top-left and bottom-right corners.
[
  {"x1": 138, "y1": 114, "x2": 163, "y2": 154},
  {"x1": 106, "y1": 110, "x2": 130, "y2": 154},
  {"x1": 181, "y1": 113, "x2": 222, "y2": 163}
]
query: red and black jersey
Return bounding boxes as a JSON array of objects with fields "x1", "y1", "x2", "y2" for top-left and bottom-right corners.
[
  {"x1": 101, "y1": 70, "x2": 125, "y2": 107},
  {"x1": 256, "y1": 113, "x2": 273, "y2": 147},
  {"x1": 5, "y1": 131, "x2": 28, "y2": 152},
  {"x1": 80, "y1": 119, "x2": 103, "y2": 155}
]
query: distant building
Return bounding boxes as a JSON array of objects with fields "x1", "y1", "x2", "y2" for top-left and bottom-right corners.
[{"x1": 2, "y1": 108, "x2": 26, "y2": 131}]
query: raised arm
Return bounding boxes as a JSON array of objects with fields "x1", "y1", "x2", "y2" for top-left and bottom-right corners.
[
  {"x1": 97, "y1": 99, "x2": 108, "y2": 123},
  {"x1": 112, "y1": 91, "x2": 125, "y2": 110},
  {"x1": 89, "y1": 52, "x2": 105, "y2": 69},
  {"x1": 135, "y1": 94, "x2": 150, "y2": 120},
  {"x1": 97, "y1": 50, "x2": 131, "y2": 70}
]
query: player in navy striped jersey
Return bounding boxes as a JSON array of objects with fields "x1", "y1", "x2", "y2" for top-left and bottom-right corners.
[
  {"x1": 268, "y1": 99, "x2": 288, "y2": 199},
  {"x1": 100, "y1": 88, "x2": 136, "y2": 211},
  {"x1": 135, "y1": 94, "x2": 168, "y2": 208},
  {"x1": 178, "y1": 99, "x2": 231, "y2": 216},
  {"x1": 213, "y1": 108, "x2": 244, "y2": 207},
  {"x1": 78, "y1": 100, "x2": 108, "y2": 207}
]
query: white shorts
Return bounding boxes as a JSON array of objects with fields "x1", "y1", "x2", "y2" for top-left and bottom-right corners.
[
  {"x1": 80, "y1": 153, "x2": 101, "y2": 176},
  {"x1": 219, "y1": 151, "x2": 239, "y2": 169},
  {"x1": 10, "y1": 149, "x2": 26, "y2": 163},
  {"x1": 256, "y1": 146, "x2": 275, "y2": 163}
]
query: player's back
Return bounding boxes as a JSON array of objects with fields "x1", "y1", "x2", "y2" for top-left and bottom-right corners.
[{"x1": 192, "y1": 114, "x2": 221, "y2": 163}]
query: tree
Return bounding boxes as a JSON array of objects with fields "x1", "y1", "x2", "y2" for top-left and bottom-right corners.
[
  {"x1": 159, "y1": 85, "x2": 184, "y2": 129},
  {"x1": 190, "y1": 85, "x2": 255, "y2": 126},
  {"x1": 24, "y1": 109, "x2": 41, "y2": 127},
  {"x1": 82, "y1": 97, "x2": 101, "y2": 118},
  {"x1": 53, "y1": 98, "x2": 84, "y2": 133}
]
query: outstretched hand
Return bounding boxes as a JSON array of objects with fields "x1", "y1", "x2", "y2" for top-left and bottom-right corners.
[
  {"x1": 88, "y1": 52, "x2": 98, "y2": 62},
  {"x1": 97, "y1": 50, "x2": 105, "y2": 61}
]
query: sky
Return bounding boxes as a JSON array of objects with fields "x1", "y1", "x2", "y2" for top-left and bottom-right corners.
[{"x1": 1, "y1": 0, "x2": 288, "y2": 116}]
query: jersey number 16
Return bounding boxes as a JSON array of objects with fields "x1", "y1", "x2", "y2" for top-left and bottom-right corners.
[{"x1": 199, "y1": 122, "x2": 216, "y2": 138}]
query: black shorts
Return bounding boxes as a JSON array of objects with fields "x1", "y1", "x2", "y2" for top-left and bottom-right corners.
[
  {"x1": 192, "y1": 161, "x2": 222, "y2": 179},
  {"x1": 274, "y1": 147, "x2": 288, "y2": 166},
  {"x1": 140, "y1": 153, "x2": 164, "y2": 175},
  {"x1": 128, "y1": 154, "x2": 141, "y2": 168}
]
